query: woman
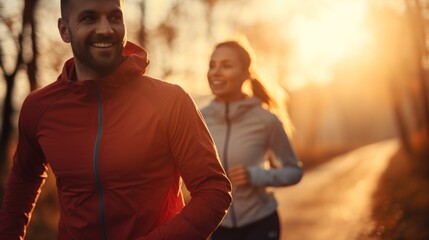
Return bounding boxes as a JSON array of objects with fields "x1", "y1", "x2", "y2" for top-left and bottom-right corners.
[{"x1": 201, "y1": 39, "x2": 303, "y2": 240}]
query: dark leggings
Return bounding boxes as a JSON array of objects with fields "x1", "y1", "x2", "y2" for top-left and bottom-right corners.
[{"x1": 211, "y1": 211, "x2": 280, "y2": 240}]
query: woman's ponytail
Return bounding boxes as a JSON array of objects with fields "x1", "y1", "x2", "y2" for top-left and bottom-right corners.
[
  {"x1": 250, "y1": 78, "x2": 274, "y2": 110},
  {"x1": 250, "y1": 77, "x2": 294, "y2": 136}
]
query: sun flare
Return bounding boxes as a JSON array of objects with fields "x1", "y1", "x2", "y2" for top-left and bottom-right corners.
[
  {"x1": 254, "y1": 0, "x2": 370, "y2": 89},
  {"x1": 283, "y1": 0, "x2": 372, "y2": 89},
  {"x1": 291, "y1": 2, "x2": 370, "y2": 61}
]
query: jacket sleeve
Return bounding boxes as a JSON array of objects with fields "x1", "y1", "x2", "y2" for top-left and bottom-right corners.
[
  {"x1": 143, "y1": 87, "x2": 232, "y2": 240},
  {"x1": 0, "y1": 97, "x2": 48, "y2": 240},
  {"x1": 248, "y1": 115, "x2": 303, "y2": 187}
]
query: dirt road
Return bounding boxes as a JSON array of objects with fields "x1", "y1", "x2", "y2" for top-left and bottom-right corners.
[{"x1": 275, "y1": 139, "x2": 399, "y2": 240}]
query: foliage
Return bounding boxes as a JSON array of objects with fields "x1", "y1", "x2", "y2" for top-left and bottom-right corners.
[{"x1": 367, "y1": 147, "x2": 429, "y2": 240}]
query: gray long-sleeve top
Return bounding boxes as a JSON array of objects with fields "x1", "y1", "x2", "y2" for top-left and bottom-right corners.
[{"x1": 201, "y1": 97, "x2": 303, "y2": 228}]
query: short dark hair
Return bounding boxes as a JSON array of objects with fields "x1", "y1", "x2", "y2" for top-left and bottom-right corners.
[
  {"x1": 60, "y1": 0, "x2": 69, "y2": 20},
  {"x1": 60, "y1": 0, "x2": 124, "y2": 20}
]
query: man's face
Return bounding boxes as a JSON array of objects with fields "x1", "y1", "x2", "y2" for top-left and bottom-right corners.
[{"x1": 58, "y1": 0, "x2": 126, "y2": 77}]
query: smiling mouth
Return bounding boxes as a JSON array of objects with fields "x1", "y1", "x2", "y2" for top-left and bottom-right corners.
[
  {"x1": 211, "y1": 80, "x2": 226, "y2": 86},
  {"x1": 92, "y1": 42, "x2": 114, "y2": 48}
]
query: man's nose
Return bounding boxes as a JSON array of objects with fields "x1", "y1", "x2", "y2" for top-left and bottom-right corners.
[{"x1": 96, "y1": 16, "x2": 114, "y2": 35}]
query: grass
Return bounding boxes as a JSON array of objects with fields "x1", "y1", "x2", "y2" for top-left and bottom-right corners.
[{"x1": 365, "y1": 147, "x2": 429, "y2": 240}]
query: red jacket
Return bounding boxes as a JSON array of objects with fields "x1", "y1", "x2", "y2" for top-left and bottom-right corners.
[{"x1": 0, "y1": 42, "x2": 232, "y2": 240}]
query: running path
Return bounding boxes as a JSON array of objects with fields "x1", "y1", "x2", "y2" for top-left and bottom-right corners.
[{"x1": 275, "y1": 139, "x2": 399, "y2": 240}]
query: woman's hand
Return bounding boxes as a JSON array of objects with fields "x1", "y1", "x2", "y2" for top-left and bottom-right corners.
[{"x1": 228, "y1": 165, "x2": 251, "y2": 187}]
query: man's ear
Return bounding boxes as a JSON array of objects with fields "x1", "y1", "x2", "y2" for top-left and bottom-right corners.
[{"x1": 58, "y1": 18, "x2": 71, "y2": 43}]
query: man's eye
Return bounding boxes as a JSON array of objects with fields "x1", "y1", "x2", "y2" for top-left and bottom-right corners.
[
  {"x1": 82, "y1": 15, "x2": 96, "y2": 22},
  {"x1": 111, "y1": 13, "x2": 123, "y2": 22}
]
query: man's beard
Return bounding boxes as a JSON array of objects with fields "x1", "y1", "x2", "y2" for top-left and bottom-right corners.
[{"x1": 70, "y1": 34, "x2": 124, "y2": 76}]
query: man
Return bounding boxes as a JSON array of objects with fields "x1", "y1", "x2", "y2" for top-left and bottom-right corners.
[{"x1": 0, "y1": 0, "x2": 232, "y2": 239}]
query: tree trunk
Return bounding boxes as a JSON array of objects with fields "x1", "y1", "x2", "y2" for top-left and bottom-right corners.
[
  {"x1": 138, "y1": 1, "x2": 147, "y2": 48},
  {"x1": 0, "y1": 0, "x2": 40, "y2": 203},
  {"x1": 0, "y1": 74, "x2": 16, "y2": 205}
]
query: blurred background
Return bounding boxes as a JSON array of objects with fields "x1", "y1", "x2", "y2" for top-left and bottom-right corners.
[{"x1": 0, "y1": 0, "x2": 428, "y2": 239}]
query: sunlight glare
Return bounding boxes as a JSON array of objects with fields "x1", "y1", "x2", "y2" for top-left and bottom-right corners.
[
  {"x1": 291, "y1": 2, "x2": 369, "y2": 60},
  {"x1": 286, "y1": 0, "x2": 372, "y2": 89}
]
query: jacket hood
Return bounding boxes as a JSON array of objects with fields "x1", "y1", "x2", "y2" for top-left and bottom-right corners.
[
  {"x1": 203, "y1": 97, "x2": 262, "y2": 121},
  {"x1": 58, "y1": 41, "x2": 149, "y2": 84}
]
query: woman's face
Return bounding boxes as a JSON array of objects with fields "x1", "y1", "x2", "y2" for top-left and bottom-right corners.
[{"x1": 207, "y1": 46, "x2": 249, "y2": 102}]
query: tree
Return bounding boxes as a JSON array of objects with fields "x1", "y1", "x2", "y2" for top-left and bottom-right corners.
[
  {"x1": 398, "y1": 0, "x2": 429, "y2": 159},
  {"x1": 0, "y1": 0, "x2": 40, "y2": 200}
]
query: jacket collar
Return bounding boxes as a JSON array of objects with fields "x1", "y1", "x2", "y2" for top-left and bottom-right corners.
[{"x1": 205, "y1": 97, "x2": 261, "y2": 121}]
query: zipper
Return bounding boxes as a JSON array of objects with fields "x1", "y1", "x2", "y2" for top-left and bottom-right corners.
[
  {"x1": 93, "y1": 87, "x2": 107, "y2": 240},
  {"x1": 223, "y1": 103, "x2": 238, "y2": 227}
]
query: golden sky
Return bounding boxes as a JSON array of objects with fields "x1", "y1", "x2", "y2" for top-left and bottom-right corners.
[{"x1": 0, "y1": 0, "x2": 376, "y2": 97}]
